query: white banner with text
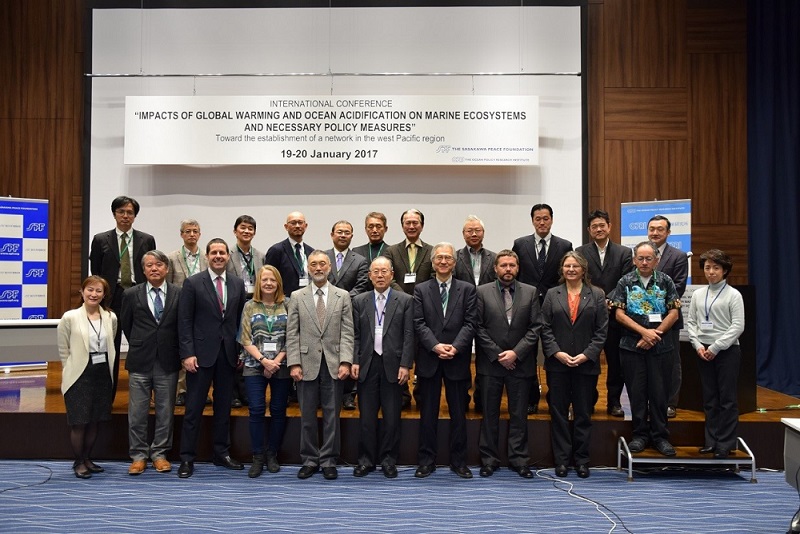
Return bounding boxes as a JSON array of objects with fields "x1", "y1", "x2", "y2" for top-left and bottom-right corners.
[{"x1": 124, "y1": 95, "x2": 539, "y2": 166}]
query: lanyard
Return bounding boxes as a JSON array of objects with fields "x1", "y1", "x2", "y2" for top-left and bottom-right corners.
[
  {"x1": 369, "y1": 242, "x2": 385, "y2": 262},
  {"x1": 374, "y1": 289, "x2": 390, "y2": 326},
  {"x1": 86, "y1": 313, "x2": 103, "y2": 353},
  {"x1": 238, "y1": 246, "x2": 254, "y2": 280},
  {"x1": 259, "y1": 302, "x2": 279, "y2": 333},
  {"x1": 704, "y1": 282, "x2": 727, "y2": 321},
  {"x1": 182, "y1": 246, "x2": 200, "y2": 276},
  {"x1": 118, "y1": 233, "x2": 129, "y2": 260}
]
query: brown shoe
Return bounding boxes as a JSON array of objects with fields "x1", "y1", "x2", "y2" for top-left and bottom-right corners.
[
  {"x1": 128, "y1": 460, "x2": 147, "y2": 475},
  {"x1": 152, "y1": 458, "x2": 172, "y2": 473}
]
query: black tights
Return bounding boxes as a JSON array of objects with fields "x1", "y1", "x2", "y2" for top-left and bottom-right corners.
[{"x1": 70, "y1": 422, "x2": 99, "y2": 470}]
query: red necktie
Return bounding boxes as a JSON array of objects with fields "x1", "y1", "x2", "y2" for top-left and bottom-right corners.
[{"x1": 215, "y1": 276, "x2": 224, "y2": 313}]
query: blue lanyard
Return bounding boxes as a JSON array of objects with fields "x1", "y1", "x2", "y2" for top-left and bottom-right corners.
[
  {"x1": 374, "y1": 289, "x2": 390, "y2": 326},
  {"x1": 704, "y1": 282, "x2": 727, "y2": 321}
]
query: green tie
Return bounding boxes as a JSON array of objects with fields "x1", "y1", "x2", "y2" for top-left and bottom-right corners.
[{"x1": 120, "y1": 233, "x2": 132, "y2": 289}]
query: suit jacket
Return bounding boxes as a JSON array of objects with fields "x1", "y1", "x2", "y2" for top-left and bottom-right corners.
[
  {"x1": 475, "y1": 281, "x2": 541, "y2": 378},
  {"x1": 264, "y1": 239, "x2": 315, "y2": 296},
  {"x1": 352, "y1": 241, "x2": 389, "y2": 263},
  {"x1": 352, "y1": 289, "x2": 415, "y2": 383},
  {"x1": 384, "y1": 239, "x2": 434, "y2": 294},
  {"x1": 227, "y1": 244, "x2": 264, "y2": 294},
  {"x1": 657, "y1": 243, "x2": 689, "y2": 328},
  {"x1": 166, "y1": 248, "x2": 207, "y2": 287},
  {"x1": 89, "y1": 228, "x2": 157, "y2": 303},
  {"x1": 57, "y1": 305, "x2": 117, "y2": 394},
  {"x1": 286, "y1": 283, "x2": 355, "y2": 381},
  {"x1": 413, "y1": 278, "x2": 477, "y2": 381},
  {"x1": 326, "y1": 249, "x2": 369, "y2": 297},
  {"x1": 540, "y1": 284, "x2": 608, "y2": 375},
  {"x1": 178, "y1": 270, "x2": 246, "y2": 368},
  {"x1": 454, "y1": 246, "x2": 497, "y2": 286},
  {"x1": 575, "y1": 241, "x2": 633, "y2": 296},
  {"x1": 120, "y1": 282, "x2": 181, "y2": 374},
  {"x1": 512, "y1": 234, "x2": 573, "y2": 301}
]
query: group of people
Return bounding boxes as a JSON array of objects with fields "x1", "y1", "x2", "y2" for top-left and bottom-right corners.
[{"x1": 57, "y1": 196, "x2": 745, "y2": 481}]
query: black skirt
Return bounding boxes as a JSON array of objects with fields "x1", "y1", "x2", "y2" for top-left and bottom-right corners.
[{"x1": 63, "y1": 356, "x2": 113, "y2": 426}]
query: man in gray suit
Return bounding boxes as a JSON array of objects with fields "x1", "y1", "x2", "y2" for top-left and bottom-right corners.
[
  {"x1": 326, "y1": 220, "x2": 369, "y2": 411},
  {"x1": 287, "y1": 250, "x2": 355, "y2": 480},
  {"x1": 167, "y1": 219, "x2": 207, "y2": 407},
  {"x1": 351, "y1": 256, "x2": 414, "y2": 478},
  {"x1": 120, "y1": 250, "x2": 181, "y2": 475},
  {"x1": 227, "y1": 215, "x2": 263, "y2": 298},
  {"x1": 475, "y1": 250, "x2": 540, "y2": 478},
  {"x1": 648, "y1": 215, "x2": 688, "y2": 418}
]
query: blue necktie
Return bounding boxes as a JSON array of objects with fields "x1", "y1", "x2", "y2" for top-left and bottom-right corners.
[{"x1": 153, "y1": 288, "x2": 164, "y2": 322}]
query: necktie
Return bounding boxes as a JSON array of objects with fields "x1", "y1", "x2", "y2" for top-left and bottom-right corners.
[
  {"x1": 294, "y1": 243, "x2": 304, "y2": 271},
  {"x1": 440, "y1": 282, "x2": 448, "y2": 313},
  {"x1": 215, "y1": 276, "x2": 224, "y2": 314},
  {"x1": 336, "y1": 252, "x2": 343, "y2": 270},
  {"x1": 153, "y1": 287, "x2": 164, "y2": 322},
  {"x1": 315, "y1": 288, "x2": 326, "y2": 327},
  {"x1": 408, "y1": 243, "x2": 417, "y2": 270},
  {"x1": 504, "y1": 286, "x2": 513, "y2": 324},
  {"x1": 375, "y1": 294, "x2": 385, "y2": 355},
  {"x1": 120, "y1": 233, "x2": 132, "y2": 288},
  {"x1": 537, "y1": 238, "x2": 547, "y2": 272}
]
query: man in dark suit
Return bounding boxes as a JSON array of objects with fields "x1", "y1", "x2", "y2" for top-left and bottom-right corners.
[
  {"x1": 352, "y1": 212, "x2": 390, "y2": 264},
  {"x1": 512, "y1": 203, "x2": 573, "y2": 413},
  {"x1": 263, "y1": 211, "x2": 314, "y2": 297},
  {"x1": 454, "y1": 215, "x2": 497, "y2": 287},
  {"x1": 384, "y1": 209, "x2": 434, "y2": 295},
  {"x1": 350, "y1": 256, "x2": 414, "y2": 478},
  {"x1": 475, "y1": 250, "x2": 540, "y2": 478},
  {"x1": 120, "y1": 250, "x2": 181, "y2": 476},
  {"x1": 576, "y1": 209, "x2": 633, "y2": 417},
  {"x1": 89, "y1": 195, "x2": 156, "y2": 398},
  {"x1": 177, "y1": 238, "x2": 246, "y2": 478},
  {"x1": 413, "y1": 242, "x2": 478, "y2": 479},
  {"x1": 286, "y1": 250, "x2": 355, "y2": 481},
  {"x1": 648, "y1": 215, "x2": 688, "y2": 418},
  {"x1": 326, "y1": 220, "x2": 369, "y2": 411}
]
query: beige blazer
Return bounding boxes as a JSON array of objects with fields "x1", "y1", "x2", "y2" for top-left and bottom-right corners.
[{"x1": 57, "y1": 305, "x2": 117, "y2": 394}]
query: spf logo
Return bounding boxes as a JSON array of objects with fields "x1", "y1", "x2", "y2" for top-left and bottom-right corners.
[
  {"x1": 0, "y1": 290, "x2": 20, "y2": 300},
  {"x1": 27, "y1": 314, "x2": 45, "y2": 319},
  {"x1": 0, "y1": 243, "x2": 21, "y2": 253},
  {"x1": 26, "y1": 222, "x2": 46, "y2": 232},
  {"x1": 26, "y1": 268, "x2": 45, "y2": 278}
]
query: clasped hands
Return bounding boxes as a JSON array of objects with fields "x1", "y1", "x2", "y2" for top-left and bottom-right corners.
[
  {"x1": 555, "y1": 352, "x2": 588, "y2": 367},
  {"x1": 636, "y1": 328, "x2": 663, "y2": 350}
]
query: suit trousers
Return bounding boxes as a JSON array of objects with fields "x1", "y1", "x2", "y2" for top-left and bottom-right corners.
[
  {"x1": 667, "y1": 329, "x2": 682, "y2": 408},
  {"x1": 604, "y1": 325, "x2": 624, "y2": 407},
  {"x1": 128, "y1": 368, "x2": 178, "y2": 462},
  {"x1": 547, "y1": 370, "x2": 597, "y2": 466},
  {"x1": 357, "y1": 353, "x2": 402, "y2": 468},
  {"x1": 243, "y1": 374, "x2": 291, "y2": 455},
  {"x1": 478, "y1": 373, "x2": 531, "y2": 468},
  {"x1": 620, "y1": 348, "x2": 672, "y2": 442},
  {"x1": 417, "y1": 367, "x2": 470, "y2": 468},
  {"x1": 179, "y1": 347, "x2": 235, "y2": 461},
  {"x1": 527, "y1": 340, "x2": 543, "y2": 407},
  {"x1": 297, "y1": 367, "x2": 343, "y2": 467},
  {"x1": 697, "y1": 345, "x2": 741, "y2": 452}
]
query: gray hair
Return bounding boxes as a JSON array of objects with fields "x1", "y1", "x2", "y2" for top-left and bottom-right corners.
[{"x1": 141, "y1": 249, "x2": 169, "y2": 268}]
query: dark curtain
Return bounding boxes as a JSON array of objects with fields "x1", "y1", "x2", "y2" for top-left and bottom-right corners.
[{"x1": 748, "y1": 1, "x2": 800, "y2": 395}]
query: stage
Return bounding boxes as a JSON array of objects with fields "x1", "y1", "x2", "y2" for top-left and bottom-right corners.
[{"x1": 0, "y1": 361, "x2": 795, "y2": 469}]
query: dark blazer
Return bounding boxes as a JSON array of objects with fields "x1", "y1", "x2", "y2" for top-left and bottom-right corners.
[
  {"x1": 454, "y1": 246, "x2": 497, "y2": 286},
  {"x1": 475, "y1": 281, "x2": 541, "y2": 378},
  {"x1": 657, "y1": 243, "x2": 689, "y2": 328},
  {"x1": 89, "y1": 228, "x2": 156, "y2": 303},
  {"x1": 541, "y1": 284, "x2": 608, "y2": 375},
  {"x1": 326, "y1": 249, "x2": 369, "y2": 297},
  {"x1": 264, "y1": 239, "x2": 315, "y2": 297},
  {"x1": 178, "y1": 271, "x2": 246, "y2": 367},
  {"x1": 352, "y1": 289, "x2": 415, "y2": 383},
  {"x1": 384, "y1": 239, "x2": 434, "y2": 294},
  {"x1": 120, "y1": 282, "x2": 181, "y2": 374},
  {"x1": 352, "y1": 241, "x2": 389, "y2": 263},
  {"x1": 575, "y1": 241, "x2": 633, "y2": 296},
  {"x1": 512, "y1": 234, "x2": 573, "y2": 301},
  {"x1": 413, "y1": 278, "x2": 477, "y2": 381}
]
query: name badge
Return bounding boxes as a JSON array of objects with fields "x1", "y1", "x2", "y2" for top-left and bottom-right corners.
[
  {"x1": 404, "y1": 273, "x2": 417, "y2": 283},
  {"x1": 374, "y1": 326, "x2": 383, "y2": 337},
  {"x1": 262, "y1": 342, "x2": 278, "y2": 353},
  {"x1": 244, "y1": 280, "x2": 254, "y2": 293},
  {"x1": 90, "y1": 352, "x2": 107, "y2": 365},
  {"x1": 648, "y1": 313, "x2": 662, "y2": 323},
  {"x1": 700, "y1": 321, "x2": 714, "y2": 331},
  {"x1": 299, "y1": 277, "x2": 309, "y2": 287}
]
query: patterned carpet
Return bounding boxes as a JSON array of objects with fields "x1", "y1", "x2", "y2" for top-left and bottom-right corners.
[{"x1": 0, "y1": 460, "x2": 795, "y2": 533}]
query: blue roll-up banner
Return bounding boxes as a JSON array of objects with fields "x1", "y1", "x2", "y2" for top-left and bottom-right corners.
[
  {"x1": 0, "y1": 197, "x2": 49, "y2": 320},
  {"x1": 620, "y1": 199, "x2": 691, "y2": 284}
]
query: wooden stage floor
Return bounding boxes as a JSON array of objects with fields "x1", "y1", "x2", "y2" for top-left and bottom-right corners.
[{"x1": 0, "y1": 362, "x2": 796, "y2": 469}]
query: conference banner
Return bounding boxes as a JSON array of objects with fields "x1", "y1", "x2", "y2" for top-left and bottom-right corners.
[
  {"x1": 0, "y1": 197, "x2": 49, "y2": 320},
  {"x1": 124, "y1": 95, "x2": 539, "y2": 166}
]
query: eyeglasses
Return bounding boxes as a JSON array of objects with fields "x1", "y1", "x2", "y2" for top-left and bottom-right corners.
[
  {"x1": 635, "y1": 256, "x2": 656, "y2": 263},
  {"x1": 463, "y1": 229, "x2": 484, "y2": 235},
  {"x1": 433, "y1": 255, "x2": 454, "y2": 262},
  {"x1": 370, "y1": 268, "x2": 391, "y2": 275},
  {"x1": 115, "y1": 209, "x2": 135, "y2": 217}
]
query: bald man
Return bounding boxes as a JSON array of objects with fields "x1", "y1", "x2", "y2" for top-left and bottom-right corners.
[{"x1": 264, "y1": 211, "x2": 315, "y2": 297}]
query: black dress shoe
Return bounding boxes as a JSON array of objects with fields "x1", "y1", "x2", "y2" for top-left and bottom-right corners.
[
  {"x1": 607, "y1": 405, "x2": 625, "y2": 417},
  {"x1": 383, "y1": 464, "x2": 398, "y2": 478},
  {"x1": 231, "y1": 398, "x2": 243, "y2": 408},
  {"x1": 511, "y1": 465, "x2": 534, "y2": 479},
  {"x1": 699, "y1": 445, "x2": 715, "y2": 454},
  {"x1": 297, "y1": 465, "x2": 318, "y2": 479},
  {"x1": 667, "y1": 406, "x2": 677, "y2": 418},
  {"x1": 213, "y1": 455, "x2": 244, "y2": 470},
  {"x1": 73, "y1": 460, "x2": 91, "y2": 479},
  {"x1": 576, "y1": 464, "x2": 590, "y2": 479},
  {"x1": 175, "y1": 392, "x2": 186, "y2": 406},
  {"x1": 654, "y1": 439, "x2": 677, "y2": 457},
  {"x1": 554, "y1": 464, "x2": 568, "y2": 477},
  {"x1": 353, "y1": 464, "x2": 375, "y2": 477},
  {"x1": 450, "y1": 465, "x2": 473, "y2": 479},
  {"x1": 414, "y1": 464, "x2": 436, "y2": 478},
  {"x1": 527, "y1": 404, "x2": 539, "y2": 415},
  {"x1": 628, "y1": 438, "x2": 647, "y2": 453},
  {"x1": 178, "y1": 461, "x2": 194, "y2": 478},
  {"x1": 342, "y1": 396, "x2": 357, "y2": 410},
  {"x1": 84, "y1": 460, "x2": 104, "y2": 473},
  {"x1": 714, "y1": 449, "x2": 730, "y2": 459},
  {"x1": 479, "y1": 464, "x2": 496, "y2": 477},
  {"x1": 322, "y1": 466, "x2": 338, "y2": 480}
]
